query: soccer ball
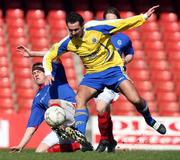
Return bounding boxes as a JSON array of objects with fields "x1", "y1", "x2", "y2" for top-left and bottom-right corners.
[{"x1": 44, "y1": 106, "x2": 65, "y2": 127}]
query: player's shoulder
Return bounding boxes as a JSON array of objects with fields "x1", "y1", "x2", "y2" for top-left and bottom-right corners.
[
  {"x1": 114, "y1": 32, "x2": 132, "y2": 42},
  {"x1": 84, "y1": 20, "x2": 99, "y2": 29}
]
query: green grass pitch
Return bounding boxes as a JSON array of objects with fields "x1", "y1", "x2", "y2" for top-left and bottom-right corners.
[{"x1": 1, "y1": 149, "x2": 180, "y2": 160}]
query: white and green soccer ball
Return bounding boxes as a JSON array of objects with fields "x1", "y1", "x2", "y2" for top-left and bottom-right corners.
[{"x1": 44, "y1": 106, "x2": 65, "y2": 127}]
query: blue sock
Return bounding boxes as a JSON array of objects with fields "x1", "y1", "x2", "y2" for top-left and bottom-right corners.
[
  {"x1": 139, "y1": 101, "x2": 155, "y2": 126},
  {"x1": 75, "y1": 109, "x2": 89, "y2": 135}
]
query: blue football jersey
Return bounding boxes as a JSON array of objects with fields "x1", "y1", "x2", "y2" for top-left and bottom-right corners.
[
  {"x1": 111, "y1": 32, "x2": 134, "y2": 56},
  {"x1": 27, "y1": 62, "x2": 76, "y2": 127}
]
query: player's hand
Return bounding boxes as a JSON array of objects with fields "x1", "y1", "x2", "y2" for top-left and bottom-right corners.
[
  {"x1": 45, "y1": 75, "x2": 54, "y2": 85},
  {"x1": 9, "y1": 146, "x2": 22, "y2": 153},
  {"x1": 145, "y1": 5, "x2": 160, "y2": 19},
  {"x1": 16, "y1": 45, "x2": 32, "y2": 58}
]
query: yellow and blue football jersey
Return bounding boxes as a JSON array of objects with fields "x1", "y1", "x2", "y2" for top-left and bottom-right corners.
[{"x1": 43, "y1": 14, "x2": 146, "y2": 75}]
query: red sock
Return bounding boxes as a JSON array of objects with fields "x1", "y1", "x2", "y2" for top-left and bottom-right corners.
[
  {"x1": 98, "y1": 111, "x2": 114, "y2": 142},
  {"x1": 47, "y1": 142, "x2": 80, "y2": 152}
]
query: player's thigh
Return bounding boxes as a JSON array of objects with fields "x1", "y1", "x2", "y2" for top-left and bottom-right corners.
[
  {"x1": 76, "y1": 85, "x2": 97, "y2": 106},
  {"x1": 117, "y1": 79, "x2": 141, "y2": 103}
]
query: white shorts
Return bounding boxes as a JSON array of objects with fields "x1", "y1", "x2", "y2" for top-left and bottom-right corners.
[
  {"x1": 42, "y1": 99, "x2": 76, "y2": 147},
  {"x1": 95, "y1": 87, "x2": 120, "y2": 104},
  {"x1": 41, "y1": 131, "x2": 74, "y2": 147},
  {"x1": 58, "y1": 99, "x2": 75, "y2": 127}
]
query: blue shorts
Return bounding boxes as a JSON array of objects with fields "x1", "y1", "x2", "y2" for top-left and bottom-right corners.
[{"x1": 80, "y1": 66, "x2": 127, "y2": 91}]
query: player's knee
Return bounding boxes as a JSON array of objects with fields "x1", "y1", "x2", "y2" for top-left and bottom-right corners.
[
  {"x1": 35, "y1": 148, "x2": 46, "y2": 153},
  {"x1": 96, "y1": 101, "x2": 107, "y2": 115}
]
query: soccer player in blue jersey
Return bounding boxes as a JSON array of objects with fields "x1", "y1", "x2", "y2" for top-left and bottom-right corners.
[
  {"x1": 9, "y1": 47, "x2": 87, "y2": 152},
  {"x1": 42, "y1": 6, "x2": 166, "y2": 147},
  {"x1": 95, "y1": 7, "x2": 135, "y2": 152}
]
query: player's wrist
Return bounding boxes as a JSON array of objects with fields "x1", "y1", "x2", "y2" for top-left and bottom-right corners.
[{"x1": 143, "y1": 13, "x2": 148, "y2": 20}]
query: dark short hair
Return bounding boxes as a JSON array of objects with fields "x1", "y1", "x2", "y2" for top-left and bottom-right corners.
[
  {"x1": 32, "y1": 62, "x2": 44, "y2": 73},
  {"x1": 66, "y1": 11, "x2": 84, "y2": 26},
  {"x1": 103, "y1": 7, "x2": 121, "y2": 19}
]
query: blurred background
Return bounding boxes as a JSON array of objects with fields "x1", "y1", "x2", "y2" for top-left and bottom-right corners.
[{"x1": 0, "y1": 0, "x2": 180, "y2": 150}]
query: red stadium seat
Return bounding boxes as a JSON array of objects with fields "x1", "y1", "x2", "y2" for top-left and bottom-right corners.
[
  {"x1": 0, "y1": 18, "x2": 4, "y2": 27},
  {"x1": 128, "y1": 69, "x2": 150, "y2": 81},
  {"x1": 95, "y1": 11, "x2": 103, "y2": 20},
  {"x1": 148, "y1": 60, "x2": 170, "y2": 71},
  {"x1": 0, "y1": 98, "x2": 14, "y2": 109},
  {"x1": 31, "y1": 38, "x2": 49, "y2": 50},
  {"x1": 9, "y1": 37, "x2": 27, "y2": 47},
  {"x1": 170, "y1": 60, "x2": 180, "y2": 70},
  {"x1": 0, "y1": 88, "x2": 13, "y2": 98},
  {"x1": 154, "y1": 81, "x2": 175, "y2": 92},
  {"x1": 0, "y1": 37, "x2": 5, "y2": 46},
  {"x1": 48, "y1": 10, "x2": 66, "y2": 21},
  {"x1": 163, "y1": 32, "x2": 180, "y2": 42},
  {"x1": 0, "y1": 46, "x2": 7, "y2": 57},
  {"x1": 15, "y1": 78, "x2": 33, "y2": 89},
  {"x1": 160, "y1": 12, "x2": 178, "y2": 22},
  {"x1": 0, "y1": 27, "x2": 4, "y2": 37},
  {"x1": 6, "y1": 18, "x2": 25, "y2": 28},
  {"x1": 160, "y1": 22, "x2": 180, "y2": 32},
  {"x1": 112, "y1": 100, "x2": 136, "y2": 115},
  {"x1": 49, "y1": 20, "x2": 66, "y2": 29},
  {"x1": 173, "y1": 71, "x2": 180, "y2": 82},
  {"x1": 12, "y1": 57, "x2": 31, "y2": 67},
  {"x1": 27, "y1": 19, "x2": 46, "y2": 28},
  {"x1": 165, "y1": 42, "x2": 180, "y2": 51},
  {"x1": 0, "y1": 77, "x2": 11, "y2": 88},
  {"x1": 151, "y1": 70, "x2": 172, "y2": 82},
  {"x1": 156, "y1": 92, "x2": 177, "y2": 103},
  {"x1": 140, "y1": 22, "x2": 159, "y2": 32},
  {"x1": 8, "y1": 27, "x2": 25, "y2": 38},
  {"x1": 148, "y1": 101, "x2": 158, "y2": 113},
  {"x1": 27, "y1": 9, "x2": 45, "y2": 20},
  {"x1": 128, "y1": 60, "x2": 148, "y2": 70},
  {"x1": 139, "y1": 91, "x2": 156, "y2": 101},
  {"x1": 123, "y1": 30, "x2": 140, "y2": 41},
  {"x1": 50, "y1": 29, "x2": 67, "y2": 43},
  {"x1": 17, "y1": 98, "x2": 33, "y2": 110},
  {"x1": 132, "y1": 40, "x2": 143, "y2": 50},
  {"x1": 16, "y1": 88, "x2": 35, "y2": 99},
  {"x1": 77, "y1": 10, "x2": 94, "y2": 22},
  {"x1": 141, "y1": 31, "x2": 162, "y2": 41},
  {"x1": 146, "y1": 51, "x2": 167, "y2": 60},
  {"x1": 33, "y1": 57, "x2": 43, "y2": 63},
  {"x1": 13, "y1": 67, "x2": 32, "y2": 78},
  {"x1": 0, "y1": 67, "x2": 9, "y2": 77},
  {"x1": 144, "y1": 41, "x2": 164, "y2": 50},
  {"x1": 158, "y1": 102, "x2": 180, "y2": 116},
  {"x1": 6, "y1": 9, "x2": 24, "y2": 19},
  {"x1": 135, "y1": 81, "x2": 153, "y2": 92},
  {"x1": 29, "y1": 28, "x2": 48, "y2": 38},
  {"x1": 133, "y1": 50, "x2": 146, "y2": 60},
  {"x1": 120, "y1": 11, "x2": 135, "y2": 18},
  {"x1": 0, "y1": 56, "x2": 8, "y2": 67}
]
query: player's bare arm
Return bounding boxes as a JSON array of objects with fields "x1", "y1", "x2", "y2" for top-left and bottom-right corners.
[{"x1": 16, "y1": 45, "x2": 48, "y2": 57}]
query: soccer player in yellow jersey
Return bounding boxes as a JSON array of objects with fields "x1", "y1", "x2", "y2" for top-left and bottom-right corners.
[{"x1": 43, "y1": 6, "x2": 166, "y2": 147}]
